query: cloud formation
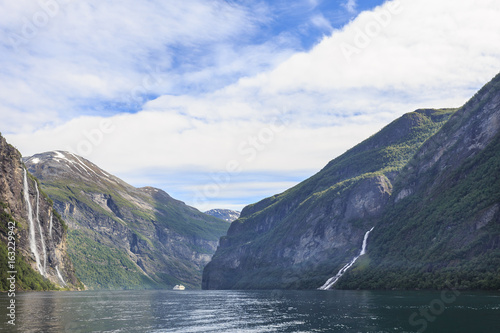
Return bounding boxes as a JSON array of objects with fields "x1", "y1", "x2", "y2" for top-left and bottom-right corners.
[
  {"x1": 342, "y1": 0, "x2": 358, "y2": 14},
  {"x1": 3, "y1": 0, "x2": 500, "y2": 210}
]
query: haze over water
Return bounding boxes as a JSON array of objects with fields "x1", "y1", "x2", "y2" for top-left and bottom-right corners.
[{"x1": 1, "y1": 290, "x2": 499, "y2": 332}]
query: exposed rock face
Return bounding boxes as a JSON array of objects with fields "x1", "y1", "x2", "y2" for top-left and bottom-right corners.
[
  {"x1": 0, "y1": 135, "x2": 79, "y2": 289},
  {"x1": 203, "y1": 108, "x2": 455, "y2": 289},
  {"x1": 204, "y1": 73, "x2": 500, "y2": 291},
  {"x1": 398, "y1": 75, "x2": 500, "y2": 198},
  {"x1": 337, "y1": 73, "x2": 500, "y2": 290},
  {"x1": 25, "y1": 151, "x2": 229, "y2": 289}
]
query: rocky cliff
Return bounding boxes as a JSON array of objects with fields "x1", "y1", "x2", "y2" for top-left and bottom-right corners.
[
  {"x1": 0, "y1": 135, "x2": 80, "y2": 290},
  {"x1": 203, "y1": 107, "x2": 456, "y2": 289},
  {"x1": 204, "y1": 73, "x2": 500, "y2": 291},
  {"x1": 338, "y1": 73, "x2": 500, "y2": 290},
  {"x1": 25, "y1": 152, "x2": 229, "y2": 289}
]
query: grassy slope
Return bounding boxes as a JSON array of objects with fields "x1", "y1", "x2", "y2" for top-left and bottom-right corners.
[
  {"x1": 208, "y1": 108, "x2": 456, "y2": 289},
  {"x1": 0, "y1": 202, "x2": 56, "y2": 291},
  {"x1": 238, "y1": 108, "x2": 455, "y2": 222},
  {"x1": 39, "y1": 176, "x2": 228, "y2": 289},
  {"x1": 338, "y1": 76, "x2": 500, "y2": 290},
  {"x1": 340, "y1": 135, "x2": 500, "y2": 290},
  {"x1": 42, "y1": 179, "x2": 227, "y2": 243},
  {"x1": 66, "y1": 229, "x2": 160, "y2": 290}
]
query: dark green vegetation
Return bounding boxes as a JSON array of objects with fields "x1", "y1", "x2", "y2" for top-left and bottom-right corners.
[
  {"x1": 203, "y1": 108, "x2": 457, "y2": 289},
  {"x1": 67, "y1": 230, "x2": 159, "y2": 290},
  {"x1": 0, "y1": 202, "x2": 56, "y2": 291},
  {"x1": 339, "y1": 74, "x2": 500, "y2": 290},
  {"x1": 0, "y1": 242, "x2": 56, "y2": 291},
  {"x1": 25, "y1": 153, "x2": 229, "y2": 289},
  {"x1": 204, "y1": 72, "x2": 500, "y2": 291}
]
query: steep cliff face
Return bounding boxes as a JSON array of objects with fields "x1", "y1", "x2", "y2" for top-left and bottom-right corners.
[
  {"x1": 203, "y1": 108, "x2": 456, "y2": 289},
  {"x1": 0, "y1": 135, "x2": 79, "y2": 290},
  {"x1": 339, "y1": 73, "x2": 500, "y2": 290},
  {"x1": 25, "y1": 152, "x2": 229, "y2": 289}
]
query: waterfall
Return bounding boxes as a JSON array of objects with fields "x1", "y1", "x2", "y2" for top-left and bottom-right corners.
[
  {"x1": 319, "y1": 227, "x2": 374, "y2": 290},
  {"x1": 56, "y1": 266, "x2": 66, "y2": 286},
  {"x1": 359, "y1": 227, "x2": 373, "y2": 256},
  {"x1": 34, "y1": 184, "x2": 48, "y2": 275},
  {"x1": 23, "y1": 169, "x2": 44, "y2": 276},
  {"x1": 49, "y1": 210, "x2": 53, "y2": 238}
]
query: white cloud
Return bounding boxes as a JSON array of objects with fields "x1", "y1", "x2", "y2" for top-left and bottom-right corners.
[
  {"x1": 310, "y1": 14, "x2": 334, "y2": 31},
  {"x1": 4, "y1": 0, "x2": 500, "y2": 210},
  {"x1": 342, "y1": 0, "x2": 358, "y2": 14},
  {"x1": 255, "y1": 1, "x2": 500, "y2": 95},
  {"x1": 0, "y1": 0, "x2": 288, "y2": 128}
]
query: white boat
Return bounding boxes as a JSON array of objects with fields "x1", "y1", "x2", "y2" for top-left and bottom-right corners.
[{"x1": 173, "y1": 284, "x2": 185, "y2": 290}]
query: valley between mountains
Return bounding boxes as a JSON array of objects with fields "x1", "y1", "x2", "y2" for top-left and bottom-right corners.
[
  {"x1": 1, "y1": 73, "x2": 499, "y2": 291},
  {"x1": 23, "y1": 151, "x2": 231, "y2": 290}
]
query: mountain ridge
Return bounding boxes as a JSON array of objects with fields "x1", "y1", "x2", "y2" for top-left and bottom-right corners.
[
  {"x1": 203, "y1": 107, "x2": 457, "y2": 289},
  {"x1": 25, "y1": 151, "x2": 229, "y2": 289},
  {"x1": 338, "y1": 72, "x2": 500, "y2": 290},
  {"x1": 203, "y1": 73, "x2": 500, "y2": 290}
]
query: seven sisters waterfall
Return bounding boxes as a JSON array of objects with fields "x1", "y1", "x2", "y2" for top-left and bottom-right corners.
[{"x1": 23, "y1": 168, "x2": 46, "y2": 277}]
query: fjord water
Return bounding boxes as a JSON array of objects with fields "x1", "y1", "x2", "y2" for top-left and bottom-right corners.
[{"x1": 1, "y1": 290, "x2": 499, "y2": 332}]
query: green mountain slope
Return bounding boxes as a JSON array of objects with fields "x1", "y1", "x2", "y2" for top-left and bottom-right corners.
[
  {"x1": 25, "y1": 152, "x2": 229, "y2": 289},
  {"x1": 339, "y1": 73, "x2": 500, "y2": 290},
  {"x1": 203, "y1": 108, "x2": 456, "y2": 289}
]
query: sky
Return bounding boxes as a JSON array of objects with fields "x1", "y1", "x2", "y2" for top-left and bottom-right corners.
[{"x1": 2, "y1": 0, "x2": 500, "y2": 212}]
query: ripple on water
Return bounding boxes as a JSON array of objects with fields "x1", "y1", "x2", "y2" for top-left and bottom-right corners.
[{"x1": 1, "y1": 290, "x2": 499, "y2": 332}]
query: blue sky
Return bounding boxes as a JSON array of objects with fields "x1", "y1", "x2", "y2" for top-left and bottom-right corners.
[{"x1": 2, "y1": 0, "x2": 500, "y2": 211}]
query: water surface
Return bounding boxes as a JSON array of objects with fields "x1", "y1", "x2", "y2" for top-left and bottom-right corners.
[{"x1": 1, "y1": 290, "x2": 499, "y2": 332}]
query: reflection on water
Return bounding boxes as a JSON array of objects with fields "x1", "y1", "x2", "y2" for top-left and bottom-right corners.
[{"x1": 0, "y1": 290, "x2": 499, "y2": 332}]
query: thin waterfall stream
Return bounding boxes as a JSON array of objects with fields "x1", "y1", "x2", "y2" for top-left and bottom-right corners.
[
  {"x1": 34, "y1": 184, "x2": 48, "y2": 275},
  {"x1": 319, "y1": 227, "x2": 374, "y2": 290},
  {"x1": 23, "y1": 169, "x2": 44, "y2": 276}
]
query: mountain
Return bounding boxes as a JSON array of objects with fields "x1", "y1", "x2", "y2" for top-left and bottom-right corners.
[
  {"x1": 205, "y1": 209, "x2": 240, "y2": 222},
  {"x1": 0, "y1": 134, "x2": 80, "y2": 290},
  {"x1": 24, "y1": 151, "x2": 229, "y2": 289},
  {"x1": 203, "y1": 107, "x2": 456, "y2": 289},
  {"x1": 338, "y1": 73, "x2": 500, "y2": 290},
  {"x1": 203, "y1": 73, "x2": 500, "y2": 290}
]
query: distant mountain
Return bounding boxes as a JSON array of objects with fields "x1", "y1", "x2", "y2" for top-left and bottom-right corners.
[
  {"x1": 203, "y1": 73, "x2": 500, "y2": 290},
  {"x1": 205, "y1": 209, "x2": 240, "y2": 222},
  {"x1": 25, "y1": 151, "x2": 229, "y2": 289},
  {"x1": 0, "y1": 135, "x2": 80, "y2": 290}
]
